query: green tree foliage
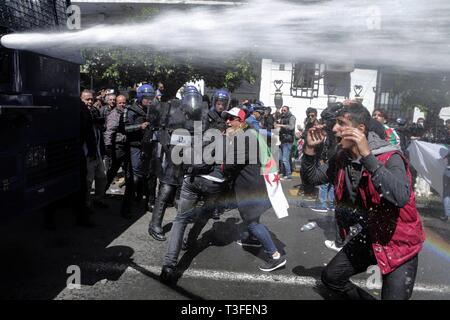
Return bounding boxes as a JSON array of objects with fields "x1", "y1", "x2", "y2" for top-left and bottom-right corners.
[{"x1": 82, "y1": 48, "x2": 256, "y2": 99}]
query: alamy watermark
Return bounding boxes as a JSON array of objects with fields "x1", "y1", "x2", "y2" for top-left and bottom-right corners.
[
  {"x1": 66, "y1": 265, "x2": 81, "y2": 289},
  {"x1": 66, "y1": 5, "x2": 81, "y2": 30},
  {"x1": 169, "y1": 122, "x2": 280, "y2": 168},
  {"x1": 366, "y1": 265, "x2": 382, "y2": 289}
]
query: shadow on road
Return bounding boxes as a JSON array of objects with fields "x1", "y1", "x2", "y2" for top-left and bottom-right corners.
[
  {"x1": 177, "y1": 217, "x2": 242, "y2": 274},
  {"x1": 130, "y1": 262, "x2": 205, "y2": 300},
  {"x1": 177, "y1": 217, "x2": 288, "y2": 275},
  {"x1": 0, "y1": 194, "x2": 147, "y2": 299},
  {"x1": 291, "y1": 265, "x2": 344, "y2": 300}
]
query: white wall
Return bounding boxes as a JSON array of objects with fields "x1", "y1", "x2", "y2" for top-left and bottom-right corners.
[
  {"x1": 175, "y1": 80, "x2": 205, "y2": 99},
  {"x1": 439, "y1": 107, "x2": 450, "y2": 122},
  {"x1": 350, "y1": 68, "x2": 378, "y2": 113},
  {"x1": 259, "y1": 59, "x2": 378, "y2": 130},
  {"x1": 413, "y1": 107, "x2": 425, "y2": 123},
  {"x1": 412, "y1": 106, "x2": 450, "y2": 123}
]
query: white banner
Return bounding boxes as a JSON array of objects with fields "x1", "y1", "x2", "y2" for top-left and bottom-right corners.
[{"x1": 407, "y1": 140, "x2": 449, "y2": 198}]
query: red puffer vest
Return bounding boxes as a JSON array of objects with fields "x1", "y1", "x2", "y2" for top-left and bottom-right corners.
[{"x1": 334, "y1": 151, "x2": 425, "y2": 274}]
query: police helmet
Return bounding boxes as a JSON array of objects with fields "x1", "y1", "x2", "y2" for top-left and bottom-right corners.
[
  {"x1": 211, "y1": 89, "x2": 231, "y2": 111},
  {"x1": 181, "y1": 85, "x2": 203, "y2": 120},
  {"x1": 396, "y1": 117, "x2": 407, "y2": 126},
  {"x1": 137, "y1": 84, "x2": 156, "y2": 103}
]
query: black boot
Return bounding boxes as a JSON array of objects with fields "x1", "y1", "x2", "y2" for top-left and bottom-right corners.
[
  {"x1": 160, "y1": 265, "x2": 179, "y2": 286},
  {"x1": 148, "y1": 199, "x2": 167, "y2": 241}
]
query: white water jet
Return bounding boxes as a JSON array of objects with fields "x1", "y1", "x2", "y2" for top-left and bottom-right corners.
[{"x1": 1, "y1": 0, "x2": 450, "y2": 71}]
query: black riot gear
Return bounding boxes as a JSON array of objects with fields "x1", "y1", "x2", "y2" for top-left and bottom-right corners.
[
  {"x1": 148, "y1": 93, "x2": 208, "y2": 241},
  {"x1": 120, "y1": 99, "x2": 161, "y2": 218}
]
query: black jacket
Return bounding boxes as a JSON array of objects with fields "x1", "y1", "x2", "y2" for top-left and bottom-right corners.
[
  {"x1": 223, "y1": 128, "x2": 271, "y2": 222},
  {"x1": 123, "y1": 103, "x2": 160, "y2": 148},
  {"x1": 301, "y1": 132, "x2": 410, "y2": 211},
  {"x1": 279, "y1": 112, "x2": 296, "y2": 143},
  {"x1": 204, "y1": 109, "x2": 226, "y2": 132},
  {"x1": 80, "y1": 101, "x2": 103, "y2": 158}
]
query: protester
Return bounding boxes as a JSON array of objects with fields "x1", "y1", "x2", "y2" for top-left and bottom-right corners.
[
  {"x1": 442, "y1": 148, "x2": 450, "y2": 222},
  {"x1": 301, "y1": 103, "x2": 425, "y2": 300},
  {"x1": 223, "y1": 107, "x2": 287, "y2": 272},
  {"x1": 275, "y1": 106, "x2": 296, "y2": 180},
  {"x1": 372, "y1": 109, "x2": 400, "y2": 146},
  {"x1": 82, "y1": 90, "x2": 108, "y2": 211},
  {"x1": 77, "y1": 90, "x2": 97, "y2": 227},
  {"x1": 104, "y1": 95, "x2": 128, "y2": 193}
]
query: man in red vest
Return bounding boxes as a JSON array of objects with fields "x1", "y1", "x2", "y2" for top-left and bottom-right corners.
[{"x1": 301, "y1": 103, "x2": 425, "y2": 300}]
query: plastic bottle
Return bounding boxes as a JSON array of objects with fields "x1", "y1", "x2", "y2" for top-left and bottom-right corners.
[{"x1": 300, "y1": 221, "x2": 318, "y2": 232}]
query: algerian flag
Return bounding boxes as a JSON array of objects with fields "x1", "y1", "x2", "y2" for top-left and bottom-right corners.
[{"x1": 252, "y1": 130, "x2": 289, "y2": 219}]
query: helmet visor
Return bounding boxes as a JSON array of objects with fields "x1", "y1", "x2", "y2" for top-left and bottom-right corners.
[{"x1": 182, "y1": 92, "x2": 203, "y2": 118}]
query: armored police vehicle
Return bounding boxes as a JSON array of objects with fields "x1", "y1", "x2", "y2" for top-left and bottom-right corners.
[{"x1": 0, "y1": 1, "x2": 82, "y2": 215}]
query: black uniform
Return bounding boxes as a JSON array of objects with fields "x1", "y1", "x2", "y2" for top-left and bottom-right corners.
[
  {"x1": 204, "y1": 107, "x2": 229, "y2": 219},
  {"x1": 204, "y1": 108, "x2": 227, "y2": 132},
  {"x1": 121, "y1": 101, "x2": 161, "y2": 217},
  {"x1": 148, "y1": 100, "x2": 188, "y2": 241}
]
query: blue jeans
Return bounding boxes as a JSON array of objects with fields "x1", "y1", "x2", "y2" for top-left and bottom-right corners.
[
  {"x1": 319, "y1": 183, "x2": 334, "y2": 209},
  {"x1": 444, "y1": 196, "x2": 450, "y2": 217},
  {"x1": 247, "y1": 220, "x2": 278, "y2": 256},
  {"x1": 130, "y1": 147, "x2": 145, "y2": 178},
  {"x1": 164, "y1": 176, "x2": 224, "y2": 267},
  {"x1": 280, "y1": 143, "x2": 292, "y2": 177}
]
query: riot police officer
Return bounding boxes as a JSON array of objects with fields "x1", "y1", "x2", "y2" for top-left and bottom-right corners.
[
  {"x1": 202, "y1": 88, "x2": 231, "y2": 219},
  {"x1": 121, "y1": 84, "x2": 160, "y2": 217},
  {"x1": 148, "y1": 86, "x2": 206, "y2": 241},
  {"x1": 204, "y1": 88, "x2": 230, "y2": 132}
]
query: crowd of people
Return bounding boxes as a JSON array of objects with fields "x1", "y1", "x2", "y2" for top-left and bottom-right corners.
[
  {"x1": 78, "y1": 83, "x2": 290, "y2": 276},
  {"x1": 77, "y1": 81, "x2": 446, "y2": 299}
]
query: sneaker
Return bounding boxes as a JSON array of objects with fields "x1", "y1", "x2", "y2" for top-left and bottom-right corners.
[
  {"x1": 309, "y1": 205, "x2": 328, "y2": 213},
  {"x1": 237, "y1": 237, "x2": 262, "y2": 248},
  {"x1": 439, "y1": 215, "x2": 449, "y2": 221},
  {"x1": 281, "y1": 175, "x2": 292, "y2": 181},
  {"x1": 259, "y1": 256, "x2": 287, "y2": 272},
  {"x1": 324, "y1": 240, "x2": 343, "y2": 252}
]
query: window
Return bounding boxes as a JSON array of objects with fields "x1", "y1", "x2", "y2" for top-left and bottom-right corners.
[
  {"x1": 292, "y1": 63, "x2": 315, "y2": 88},
  {"x1": 291, "y1": 62, "x2": 320, "y2": 98},
  {"x1": 375, "y1": 91, "x2": 410, "y2": 123}
]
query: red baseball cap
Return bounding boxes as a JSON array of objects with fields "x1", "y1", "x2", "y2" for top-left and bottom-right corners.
[{"x1": 221, "y1": 107, "x2": 246, "y2": 122}]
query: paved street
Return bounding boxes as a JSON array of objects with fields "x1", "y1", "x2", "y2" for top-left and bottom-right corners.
[{"x1": 1, "y1": 175, "x2": 449, "y2": 300}]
